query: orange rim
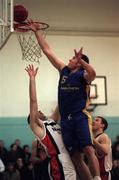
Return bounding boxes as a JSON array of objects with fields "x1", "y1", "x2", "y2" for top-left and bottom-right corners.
[{"x1": 14, "y1": 21, "x2": 49, "y2": 32}]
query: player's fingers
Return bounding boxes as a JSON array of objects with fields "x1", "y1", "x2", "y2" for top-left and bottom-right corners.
[
  {"x1": 27, "y1": 18, "x2": 33, "y2": 24},
  {"x1": 28, "y1": 64, "x2": 31, "y2": 69},
  {"x1": 25, "y1": 68, "x2": 28, "y2": 72},
  {"x1": 79, "y1": 47, "x2": 83, "y2": 55},
  {"x1": 74, "y1": 49, "x2": 79, "y2": 58},
  {"x1": 35, "y1": 67, "x2": 39, "y2": 73},
  {"x1": 31, "y1": 64, "x2": 34, "y2": 69}
]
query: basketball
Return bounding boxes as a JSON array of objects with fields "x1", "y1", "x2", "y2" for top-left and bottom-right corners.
[{"x1": 14, "y1": 5, "x2": 28, "y2": 23}]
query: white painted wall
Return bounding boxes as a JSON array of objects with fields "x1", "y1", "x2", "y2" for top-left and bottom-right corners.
[{"x1": 0, "y1": 33, "x2": 119, "y2": 117}]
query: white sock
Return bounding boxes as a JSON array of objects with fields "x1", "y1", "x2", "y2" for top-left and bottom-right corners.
[{"x1": 93, "y1": 176, "x2": 101, "y2": 180}]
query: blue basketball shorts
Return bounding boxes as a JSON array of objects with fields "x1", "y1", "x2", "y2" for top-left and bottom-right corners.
[{"x1": 60, "y1": 110, "x2": 93, "y2": 155}]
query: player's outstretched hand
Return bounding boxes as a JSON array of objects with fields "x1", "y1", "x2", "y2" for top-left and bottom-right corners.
[
  {"x1": 26, "y1": 19, "x2": 40, "y2": 32},
  {"x1": 25, "y1": 64, "x2": 38, "y2": 77}
]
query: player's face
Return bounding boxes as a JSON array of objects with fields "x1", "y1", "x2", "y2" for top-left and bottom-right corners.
[
  {"x1": 68, "y1": 56, "x2": 81, "y2": 70},
  {"x1": 92, "y1": 117, "x2": 103, "y2": 131}
]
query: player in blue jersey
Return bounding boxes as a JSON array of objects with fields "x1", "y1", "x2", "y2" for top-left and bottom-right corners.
[{"x1": 27, "y1": 20, "x2": 101, "y2": 180}]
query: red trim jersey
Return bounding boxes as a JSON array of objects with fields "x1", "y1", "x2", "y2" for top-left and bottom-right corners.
[
  {"x1": 95, "y1": 133, "x2": 112, "y2": 180},
  {"x1": 37, "y1": 119, "x2": 76, "y2": 180}
]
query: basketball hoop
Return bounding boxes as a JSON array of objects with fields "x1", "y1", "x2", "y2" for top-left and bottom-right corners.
[{"x1": 14, "y1": 22, "x2": 49, "y2": 64}]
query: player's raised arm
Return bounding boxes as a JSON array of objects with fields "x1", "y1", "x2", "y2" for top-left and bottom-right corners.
[
  {"x1": 75, "y1": 48, "x2": 96, "y2": 82},
  {"x1": 93, "y1": 134, "x2": 110, "y2": 155},
  {"x1": 27, "y1": 20, "x2": 66, "y2": 72},
  {"x1": 25, "y1": 65, "x2": 44, "y2": 138}
]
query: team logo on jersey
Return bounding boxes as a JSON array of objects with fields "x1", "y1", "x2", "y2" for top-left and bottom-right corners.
[
  {"x1": 60, "y1": 76, "x2": 68, "y2": 84},
  {"x1": 52, "y1": 124, "x2": 61, "y2": 134},
  {"x1": 68, "y1": 114, "x2": 72, "y2": 120}
]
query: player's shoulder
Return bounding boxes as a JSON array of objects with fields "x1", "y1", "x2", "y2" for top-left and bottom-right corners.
[
  {"x1": 99, "y1": 133, "x2": 111, "y2": 143},
  {"x1": 102, "y1": 133, "x2": 110, "y2": 139},
  {"x1": 61, "y1": 66, "x2": 70, "y2": 73}
]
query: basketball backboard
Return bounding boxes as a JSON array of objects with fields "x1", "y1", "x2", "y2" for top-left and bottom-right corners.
[
  {"x1": 0, "y1": 0, "x2": 14, "y2": 49},
  {"x1": 87, "y1": 76, "x2": 107, "y2": 112}
]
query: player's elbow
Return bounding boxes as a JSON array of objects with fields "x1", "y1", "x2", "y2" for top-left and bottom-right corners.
[
  {"x1": 101, "y1": 148, "x2": 109, "y2": 156},
  {"x1": 102, "y1": 151, "x2": 108, "y2": 156},
  {"x1": 42, "y1": 47, "x2": 51, "y2": 56},
  {"x1": 90, "y1": 70, "x2": 96, "y2": 81},
  {"x1": 85, "y1": 69, "x2": 96, "y2": 82},
  {"x1": 30, "y1": 95, "x2": 37, "y2": 104}
]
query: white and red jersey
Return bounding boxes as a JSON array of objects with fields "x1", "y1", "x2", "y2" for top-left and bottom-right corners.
[
  {"x1": 95, "y1": 133, "x2": 112, "y2": 180},
  {"x1": 37, "y1": 119, "x2": 76, "y2": 180}
]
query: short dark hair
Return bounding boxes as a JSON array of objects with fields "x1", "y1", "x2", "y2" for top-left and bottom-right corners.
[
  {"x1": 82, "y1": 54, "x2": 89, "y2": 64},
  {"x1": 98, "y1": 116, "x2": 108, "y2": 131},
  {"x1": 27, "y1": 114, "x2": 30, "y2": 124},
  {"x1": 23, "y1": 145, "x2": 29, "y2": 150}
]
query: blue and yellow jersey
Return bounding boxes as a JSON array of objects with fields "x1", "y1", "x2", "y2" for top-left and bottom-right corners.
[{"x1": 58, "y1": 66, "x2": 90, "y2": 116}]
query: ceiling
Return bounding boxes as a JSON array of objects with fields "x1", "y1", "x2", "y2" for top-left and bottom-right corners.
[{"x1": 15, "y1": 0, "x2": 119, "y2": 36}]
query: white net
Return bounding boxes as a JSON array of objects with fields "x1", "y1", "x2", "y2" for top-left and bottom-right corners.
[
  {"x1": 15, "y1": 22, "x2": 49, "y2": 64},
  {"x1": 17, "y1": 30, "x2": 42, "y2": 64}
]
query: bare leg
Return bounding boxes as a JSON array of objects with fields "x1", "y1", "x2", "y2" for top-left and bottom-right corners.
[
  {"x1": 83, "y1": 146, "x2": 101, "y2": 179},
  {"x1": 71, "y1": 151, "x2": 92, "y2": 180}
]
